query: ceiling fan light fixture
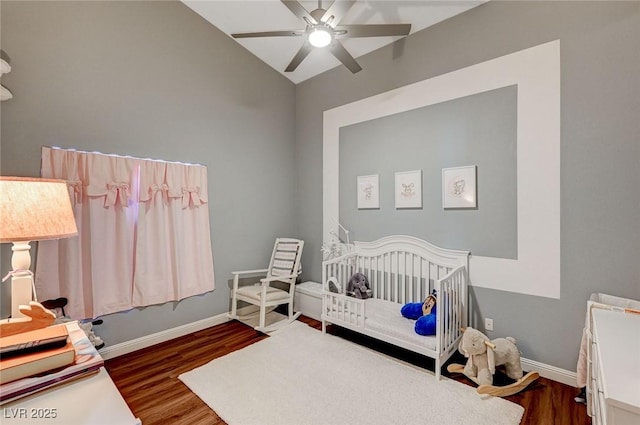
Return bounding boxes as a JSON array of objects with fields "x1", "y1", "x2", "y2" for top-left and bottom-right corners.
[
  {"x1": 308, "y1": 27, "x2": 332, "y2": 48},
  {"x1": 231, "y1": 0, "x2": 411, "y2": 74}
]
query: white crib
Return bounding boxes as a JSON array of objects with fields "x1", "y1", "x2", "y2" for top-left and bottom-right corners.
[{"x1": 321, "y1": 235, "x2": 470, "y2": 380}]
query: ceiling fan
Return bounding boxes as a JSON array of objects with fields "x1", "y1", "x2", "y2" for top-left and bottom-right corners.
[{"x1": 231, "y1": 0, "x2": 411, "y2": 74}]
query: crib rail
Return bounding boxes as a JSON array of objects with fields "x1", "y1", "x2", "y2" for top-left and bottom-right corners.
[
  {"x1": 323, "y1": 292, "x2": 365, "y2": 328},
  {"x1": 322, "y1": 253, "x2": 364, "y2": 329},
  {"x1": 435, "y1": 265, "x2": 468, "y2": 356},
  {"x1": 356, "y1": 251, "x2": 457, "y2": 304},
  {"x1": 323, "y1": 251, "x2": 459, "y2": 304},
  {"x1": 322, "y1": 253, "x2": 356, "y2": 292}
]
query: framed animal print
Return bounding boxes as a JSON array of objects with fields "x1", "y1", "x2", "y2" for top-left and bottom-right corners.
[
  {"x1": 395, "y1": 170, "x2": 422, "y2": 209},
  {"x1": 357, "y1": 174, "x2": 379, "y2": 209},
  {"x1": 442, "y1": 165, "x2": 477, "y2": 209}
]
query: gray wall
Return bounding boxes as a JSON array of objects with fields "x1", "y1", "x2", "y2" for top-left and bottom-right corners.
[
  {"x1": 296, "y1": 1, "x2": 640, "y2": 371},
  {"x1": 0, "y1": 1, "x2": 297, "y2": 345},
  {"x1": 339, "y1": 86, "x2": 517, "y2": 259}
]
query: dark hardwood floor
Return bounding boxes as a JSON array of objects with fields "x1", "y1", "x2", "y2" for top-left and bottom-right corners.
[{"x1": 105, "y1": 316, "x2": 590, "y2": 425}]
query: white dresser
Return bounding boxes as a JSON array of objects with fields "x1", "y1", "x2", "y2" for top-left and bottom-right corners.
[{"x1": 589, "y1": 309, "x2": 640, "y2": 425}]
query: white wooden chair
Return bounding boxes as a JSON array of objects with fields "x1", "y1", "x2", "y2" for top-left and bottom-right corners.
[{"x1": 228, "y1": 238, "x2": 304, "y2": 332}]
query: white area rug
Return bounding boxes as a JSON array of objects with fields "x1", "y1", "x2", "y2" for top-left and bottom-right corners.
[{"x1": 179, "y1": 322, "x2": 524, "y2": 425}]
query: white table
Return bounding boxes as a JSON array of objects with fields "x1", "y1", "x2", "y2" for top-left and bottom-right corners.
[
  {"x1": 1, "y1": 322, "x2": 140, "y2": 425},
  {"x1": 1, "y1": 367, "x2": 140, "y2": 425}
]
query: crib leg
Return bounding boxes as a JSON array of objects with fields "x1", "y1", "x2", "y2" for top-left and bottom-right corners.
[
  {"x1": 322, "y1": 320, "x2": 327, "y2": 334},
  {"x1": 435, "y1": 360, "x2": 442, "y2": 381}
]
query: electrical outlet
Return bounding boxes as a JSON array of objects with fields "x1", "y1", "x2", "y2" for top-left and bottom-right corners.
[{"x1": 484, "y1": 318, "x2": 494, "y2": 331}]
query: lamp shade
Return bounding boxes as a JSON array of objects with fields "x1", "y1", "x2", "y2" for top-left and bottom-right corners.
[{"x1": 0, "y1": 177, "x2": 78, "y2": 242}]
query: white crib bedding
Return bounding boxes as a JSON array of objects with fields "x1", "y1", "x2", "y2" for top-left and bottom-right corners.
[{"x1": 363, "y1": 298, "x2": 437, "y2": 351}]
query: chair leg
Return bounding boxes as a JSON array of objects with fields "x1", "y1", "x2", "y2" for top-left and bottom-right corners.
[
  {"x1": 259, "y1": 303, "x2": 266, "y2": 329},
  {"x1": 230, "y1": 275, "x2": 239, "y2": 318},
  {"x1": 258, "y1": 284, "x2": 267, "y2": 329}
]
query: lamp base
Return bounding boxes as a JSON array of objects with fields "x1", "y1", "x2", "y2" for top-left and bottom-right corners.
[
  {"x1": 8, "y1": 240, "x2": 35, "y2": 319},
  {"x1": 11, "y1": 275, "x2": 33, "y2": 319}
]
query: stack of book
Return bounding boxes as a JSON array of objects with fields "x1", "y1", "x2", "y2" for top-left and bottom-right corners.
[
  {"x1": 0, "y1": 322, "x2": 104, "y2": 404},
  {"x1": 1, "y1": 324, "x2": 74, "y2": 384}
]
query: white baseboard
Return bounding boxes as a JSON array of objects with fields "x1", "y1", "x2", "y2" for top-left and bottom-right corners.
[
  {"x1": 100, "y1": 313, "x2": 230, "y2": 360},
  {"x1": 521, "y1": 356, "x2": 577, "y2": 387}
]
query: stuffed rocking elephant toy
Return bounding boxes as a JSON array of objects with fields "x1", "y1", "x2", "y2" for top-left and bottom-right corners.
[{"x1": 458, "y1": 327, "x2": 523, "y2": 386}]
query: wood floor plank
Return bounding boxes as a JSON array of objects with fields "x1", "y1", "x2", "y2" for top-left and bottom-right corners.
[{"x1": 105, "y1": 317, "x2": 590, "y2": 425}]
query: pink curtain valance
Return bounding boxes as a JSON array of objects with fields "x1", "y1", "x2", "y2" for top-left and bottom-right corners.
[
  {"x1": 182, "y1": 186, "x2": 204, "y2": 208},
  {"x1": 138, "y1": 161, "x2": 207, "y2": 207},
  {"x1": 85, "y1": 181, "x2": 131, "y2": 207},
  {"x1": 66, "y1": 180, "x2": 83, "y2": 205}
]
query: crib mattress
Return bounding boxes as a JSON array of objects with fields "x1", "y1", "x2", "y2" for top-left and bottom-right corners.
[{"x1": 364, "y1": 298, "x2": 437, "y2": 351}]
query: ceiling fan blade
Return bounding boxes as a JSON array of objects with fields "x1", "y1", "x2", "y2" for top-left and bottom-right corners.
[
  {"x1": 329, "y1": 40, "x2": 362, "y2": 74},
  {"x1": 232, "y1": 30, "x2": 303, "y2": 39},
  {"x1": 321, "y1": 1, "x2": 356, "y2": 26},
  {"x1": 285, "y1": 41, "x2": 313, "y2": 72},
  {"x1": 281, "y1": 0, "x2": 317, "y2": 25},
  {"x1": 334, "y1": 24, "x2": 412, "y2": 38}
]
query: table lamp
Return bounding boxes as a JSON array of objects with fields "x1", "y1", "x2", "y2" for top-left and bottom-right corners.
[{"x1": 0, "y1": 177, "x2": 78, "y2": 319}]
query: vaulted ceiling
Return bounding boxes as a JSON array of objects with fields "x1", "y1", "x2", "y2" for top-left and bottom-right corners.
[{"x1": 182, "y1": 1, "x2": 485, "y2": 84}]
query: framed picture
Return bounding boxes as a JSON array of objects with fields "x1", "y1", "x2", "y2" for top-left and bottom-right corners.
[
  {"x1": 442, "y1": 165, "x2": 477, "y2": 209},
  {"x1": 357, "y1": 174, "x2": 379, "y2": 209},
  {"x1": 395, "y1": 170, "x2": 422, "y2": 209}
]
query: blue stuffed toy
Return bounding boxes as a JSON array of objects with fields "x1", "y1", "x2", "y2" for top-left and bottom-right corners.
[{"x1": 400, "y1": 291, "x2": 437, "y2": 336}]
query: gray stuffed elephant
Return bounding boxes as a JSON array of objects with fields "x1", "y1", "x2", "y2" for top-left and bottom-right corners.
[
  {"x1": 458, "y1": 327, "x2": 523, "y2": 386},
  {"x1": 346, "y1": 272, "x2": 371, "y2": 299}
]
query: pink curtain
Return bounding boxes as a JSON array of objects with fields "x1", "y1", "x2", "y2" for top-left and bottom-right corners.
[
  {"x1": 133, "y1": 161, "x2": 215, "y2": 306},
  {"x1": 36, "y1": 147, "x2": 215, "y2": 319}
]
